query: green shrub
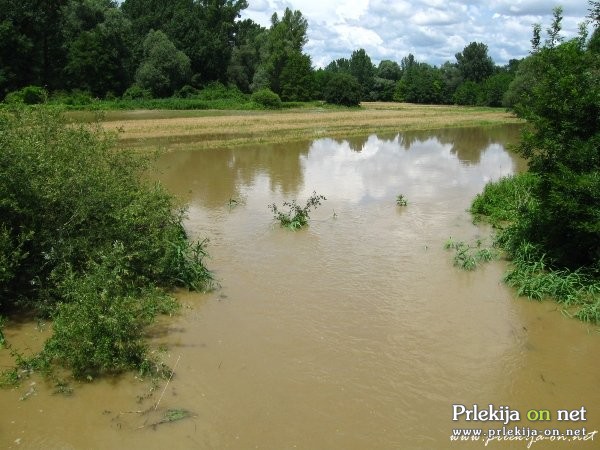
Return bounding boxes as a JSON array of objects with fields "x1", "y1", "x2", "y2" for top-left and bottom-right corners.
[
  {"x1": 4, "y1": 86, "x2": 47, "y2": 105},
  {"x1": 269, "y1": 192, "x2": 326, "y2": 230},
  {"x1": 122, "y1": 84, "x2": 152, "y2": 100},
  {"x1": 43, "y1": 245, "x2": 177, "y2": 378},
  {"x1": 251, "y1": 88, "x2": 282, "y2": 109},
  {"x1": 396, "y1": 194, "x2": 408, "y2": 206},
  {"x1": 176, "y1": 85, "x2": 199, "y2": 98},
  {"x1": 49, "y1": 89, "x2": 95, "y2": 106},
  {"x1": 323, "y1": 73, "x2": 361, "y2": 107},
  {"x1": 0, "y1": 106, "x2": 212, "y2": 378},
  {"x1": 198, "y1": 82, "x2": 247, "y2": 101}
]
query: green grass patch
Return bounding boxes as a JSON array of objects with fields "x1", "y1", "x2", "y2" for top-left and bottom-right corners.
[
  {"x1": 470, "y1": 173, "x2": 539, "y2": 228},
  {"x1": 444, "y1": 238, "x2": 499, "y2": 271},
  {"x1": 470, "y1": 175, "x2": 600, "y2": 324}
]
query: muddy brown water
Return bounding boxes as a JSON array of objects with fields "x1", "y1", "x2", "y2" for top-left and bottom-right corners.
[{"x1": 1, "y1": 125, "x2": 599, "y2": 449}]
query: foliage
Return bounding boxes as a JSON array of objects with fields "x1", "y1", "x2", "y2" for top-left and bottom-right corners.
[
  {"x1": 251, "y1": 88, "x2": 282, "y2": 109},
  {"x1": 455, "y1": 42, "x2": 495, "y2": 83},
  {"x1": 4, "y1": 86, "x2": 48, "y2": 105},
  {"x1": 63, "y1": 2, "x2": 134, "y2": 97},
  {"x1": 396, "y1": 195, "x2": 408, "y2": 206},
  {"x1": 135, "y1": 30, "x2": 191, "y2": 98},
  {"x1": 394, "y1": 62, "x2": 443, "y2": 104},
  {"x1": 470, "y1": 173, "x2": 540, "y2": 228},
  {"x1": 349, "y1": 49, "x2": 375, "y2": 100},
  {"x1": 444, "y1": 238, "x2": 498, "y2": 271},
  {"x1": 279, "y1": 51, "x2": 315, "y2": 101},
  {"x1": 0, "y1": 106, "x2": 212, "y2": 377},
  {"x1": 453, "y1": 81, "x2": 482, "y2": 106},
  {"x1": 377, "y1": 60, "x2": 402, "y2": 81},
  {"x1": 502, "y1": 243, "x2": 600, "y2": 323},
  {"x1": 323, "y1": 73, "x2": 361, "y2": 107},
  {"x1": 269, "y1": 192, "x2": 326, "y2": 230},
  {"x1": 509, "y1": 6, "x2": 600, "y2": 270},
  {"x1": 43, "y1": 247, "x2": 178, "y2": 378},
  {"x1": 122, "y1": 84, "x2": 152, "y2": 100}
]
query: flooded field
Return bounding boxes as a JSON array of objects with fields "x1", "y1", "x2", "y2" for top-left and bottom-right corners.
[{"x1": 1, "y1": 125, "x2": 598, "y2": 449}]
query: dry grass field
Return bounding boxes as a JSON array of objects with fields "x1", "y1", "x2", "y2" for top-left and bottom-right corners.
[{"x1": 101, "y1": 102, "x2": 521, "y2": 151}]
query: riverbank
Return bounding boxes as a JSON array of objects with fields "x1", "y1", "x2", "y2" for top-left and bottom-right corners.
[{"x1": 93, "y1": 102, "x2": 522, "y2": 151}]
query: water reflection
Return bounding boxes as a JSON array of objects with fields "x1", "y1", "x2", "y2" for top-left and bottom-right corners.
[{"x1": 155, "y1": 125, "x2": 523, "y2": 209}]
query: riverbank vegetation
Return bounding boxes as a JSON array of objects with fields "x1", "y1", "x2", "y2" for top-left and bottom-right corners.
[
  {"x1": 469, "y1": 4, "x2": 600, "y2": 323},
  {"x1": 0, "y1": 106, "x2": 212, "y2": 381},
  {"x1": 2, "y1": 1, "x2": 525, "y2": 109}
]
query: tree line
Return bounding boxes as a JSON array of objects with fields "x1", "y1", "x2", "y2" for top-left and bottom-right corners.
[{"x1": 1, "y1": 0, "x2": 529, "y2": 107}]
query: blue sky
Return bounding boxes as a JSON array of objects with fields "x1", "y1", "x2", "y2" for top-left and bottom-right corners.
[{"x1": 241, "y1": 0, "x2": 591, "y2": 67}]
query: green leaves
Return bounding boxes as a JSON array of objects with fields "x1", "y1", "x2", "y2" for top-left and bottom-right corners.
[
  {"x1": 0, "y1": 106, "x2": 211, "y2": 378},
  {"x1": 269, "y1": 192, "x2": 326, "y2": 230}
]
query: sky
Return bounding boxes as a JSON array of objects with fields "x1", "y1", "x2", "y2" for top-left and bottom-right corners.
[{"x1": 241, "y1": 0, "x2": 592, "y2": 68}]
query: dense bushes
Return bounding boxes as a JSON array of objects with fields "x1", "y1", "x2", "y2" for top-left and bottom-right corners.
[
  {"x1": 4, "y1": 86, "x2": 47, "y2": 105},
  {"x1": 0, "y1": 106, "x2": 212, "y2": 378},
  {"x1": 469, "y1": 6, "x2": 600, "y2": 322},
  {"x1": 251, "y1": 88, "x2": 282, "y2": 109},
  {"x1": 323, "y1": 73, "x2": 361, "y2": 107}
]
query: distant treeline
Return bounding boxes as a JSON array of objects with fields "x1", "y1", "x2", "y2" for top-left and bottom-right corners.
[{"x1": 0, "y1": 0, "x2": 549, "y2": 107}]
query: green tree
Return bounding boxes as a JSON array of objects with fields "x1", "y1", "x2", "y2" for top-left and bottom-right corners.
[
  {"x1": 481, "y1": 72, "x2": 513, "y2": 107},
  {"x1": 323, "y1": 73, "x2": 361, "y2": 106},
  {"x1": 134, "y1": 30, "x2": 191, "y2": 97},
  {"x1": 377, "y1": 60, "x2": 402, "y2": 81},
  {"x1": 227, "y1": 19, "x2": 266, "y2": 92},
  {"x1": 280, "y1": 51, "x2": 314, "y2": 101},
  {"x1": 453, "y1": 80, "x2": 482, "y2": 105},
  {"x1": 349, "y1": 48, "x2": 375, "y2": 100},
  {"x1": 394, "y1": 62, "x2": 443, "y2": 104},
  {"x1": 455, "y1": 42, "x2": 495, "y2": 83},
  {"x1": 0, "y1": 0, "x2": 68, "y2": 96},
  {"x1": 510, "y1": 4, "x2": 600, "y2": 269},
  {"x1": 63, "y1": 1, "x2": 134, "y2": 97},
  {"x1": 253, "y1": 8, "x2": 309, "y2": 94}
]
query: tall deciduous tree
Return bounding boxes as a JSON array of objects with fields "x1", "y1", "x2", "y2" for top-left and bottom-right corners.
[
  {"x1": 512, "y1": 4, "x2": 600, "y2": 269},
  {"x1": 63, "y1": 1, "x2": 134, "y2": 96},
  {"x1": 455, "y1": 42, "x2": 494, "y2": 83},
  {"x1": 252, "y1": 8, "x2": 309, "y2": 94},
  {"x1": 349, "y1": 48, "x2": 375, "y2": 99},
  {"x1": 135, "y1": 30, "x2": 191, "y2": 97}
]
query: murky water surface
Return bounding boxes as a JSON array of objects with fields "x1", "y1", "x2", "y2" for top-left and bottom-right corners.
[{"x1": 2, "y1": 125, "x2": 599, "y2": 449}]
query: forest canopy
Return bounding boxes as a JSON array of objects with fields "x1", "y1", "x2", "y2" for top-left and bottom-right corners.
[{"x1": 0, "y1": 0, "x2": 558, "y2": 107}]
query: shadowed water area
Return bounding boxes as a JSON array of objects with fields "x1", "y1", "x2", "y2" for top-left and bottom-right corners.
[{"x1": 1, "y1": 125, "x2": 599, "y2": 449}]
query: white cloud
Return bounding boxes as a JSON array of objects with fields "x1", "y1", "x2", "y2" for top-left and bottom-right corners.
[{"x1": 242, "y1": 0, "x2": 591, "y2": 67}]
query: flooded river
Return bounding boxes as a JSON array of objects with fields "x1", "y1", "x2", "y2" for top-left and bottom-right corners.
[{"x1": 1, "y1": 125, "x2": 599, "y2": 449}]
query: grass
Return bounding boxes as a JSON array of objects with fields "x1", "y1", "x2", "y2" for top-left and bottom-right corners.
[
  {"x1": 444, "y1": 238, "x2": 499, "y2": 271},
  {"x1": 469, "y1": 175, "x2": 600, "y2": 324},
  {"x1": 93, "y1": 102, "x2": 521, "y2": 151}
]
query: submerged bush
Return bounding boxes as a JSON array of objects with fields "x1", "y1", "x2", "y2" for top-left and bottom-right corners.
[
  {"x1": 444, "y1": 238, "x2": 498, "y2": 271},
  {"x1": 269, "y1": 192, "x2": 326, "y2": 230},
  {"x1": 0, "y1": 106, "x2": 211, "y2": 378}
]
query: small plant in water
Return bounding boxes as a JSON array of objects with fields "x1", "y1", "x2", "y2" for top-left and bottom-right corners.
[
  {"x1": 445, "y1": 237, "x2": 498, "y2": 271},
  {"x1": 396, "y1": 194, "x2": 408, "y2": 206},
  {"x1": 269, "y1": 191, "x2": 326, "y2": 230}
]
